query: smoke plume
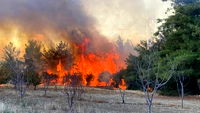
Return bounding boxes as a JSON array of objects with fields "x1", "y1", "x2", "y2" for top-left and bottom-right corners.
[{"x1": 0, "y1": 0, "x2": 113, "y2": 53}]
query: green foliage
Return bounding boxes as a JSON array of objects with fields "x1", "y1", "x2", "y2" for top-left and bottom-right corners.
[
  {"x1": 155, "y1": 4, "x2": 200, "y2": 94},
  {"x1": 43, "y1": 41, "x2": 74, "y2": 70},
  {"x1": 3, "y1": 42, "x2": 20, "y2": 62},
  {"x1": 162, "y1": 0, "x2": 200, "y2": 6},
  {"x1": 122, "y1": 4, "x2": 200, "y2": 95},
  {"x1": 24, "y1": 69, "x2": 41, "y2": 89},
  {"x1": 124, "y1": 54, "x2": 140, "y2": 90},
  {"x1": 198, "y1": 79, "x2": 200, "y2": 83},
  {"x1": 24, "y1": 40, "x2": 43, "y2": 88},
  {"x1": 159, "y1": 78, "x2": 179, "y2": 96},
  {"x1": 24, "y1": 40, "x2": 43, "y2": 72},
  {"x1": 0, "y1": 62, "x2": 10, "y2": 84},
  {"x1": 156, "y1": 4, "x2": 200, "y2": 77},
  {"x1": 2, "y1": 42, "x2": 22, "y2": 85},
  {"x1": 113, "y1": 69, "x2": 128, "y2": 88}
]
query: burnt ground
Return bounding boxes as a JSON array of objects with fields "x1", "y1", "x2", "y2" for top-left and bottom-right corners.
[{"x1": 0, "y1": 86, "x2": 199, "y2": 113}]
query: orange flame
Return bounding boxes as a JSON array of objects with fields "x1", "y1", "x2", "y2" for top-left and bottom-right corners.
[
  {"x1": 56, "y1": 60, "x2": 66, "y2": 85},
  {"x1": 45, "y1": 37, "x2": 126, "y2": 88},
  {"x1": 119, "y1": 79, "x2": 127, "y2": 90}
]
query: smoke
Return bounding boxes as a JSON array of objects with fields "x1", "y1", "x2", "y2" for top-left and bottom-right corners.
[
  {"x1": 0, "y1": 0, "x2": 113, "y2": 53},
  {"x1": 0, "y1": 0, "x2": 92, "y2": 33},
  {"x1": 84, "y1": 0, "x2": 170, "y2": 43},
  {"x1": 0, "y1": 0, "x2": 170, "y2": 57}
]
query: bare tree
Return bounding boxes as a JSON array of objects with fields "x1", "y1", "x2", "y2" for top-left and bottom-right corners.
[
  {"x1": 134, "y1": 49, "x2": 175, "y2": 113},
  {"x1": 118, "y1": 79, "x2": 127, "y2": 104},
  {"x1": 174, "y1": 69, "x2": 190, "y2": 109},
  {"x1": 119, "y1": 88, "x2": 125, "y2": 104},
  {"x1": 175, "y1": 74, "x2": 187, "y2": 108},
  {"x1": 63, "y1": 73, "x2": 84, "y2": 113},
  {"x1": 10, "y1": 60, "x2": 26, "y2": 98}
]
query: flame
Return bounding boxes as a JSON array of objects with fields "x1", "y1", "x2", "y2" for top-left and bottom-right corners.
[
  {"x1": 119, "y1": 79, "x2": 127, "y2": 90},
  {"x1": 45, "y1": 37, "x2": 126, "y2": 88},
  {"x1": 0, "y1": 84, "x2": 5, "y2": 87},
  {"x1": 56, "y1": 60, "x2": 66, "y2": 85},
  {"x1": 71, "y1": 53, "x2": 120, "y2": 86},
  {"x1": 0, "y1": 29, "x2": 126, "y2": 88}
]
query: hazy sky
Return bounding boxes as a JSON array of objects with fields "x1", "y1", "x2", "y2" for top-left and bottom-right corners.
[{"x1": 83, "y1": 0, "x2": 171, "y2": 43}]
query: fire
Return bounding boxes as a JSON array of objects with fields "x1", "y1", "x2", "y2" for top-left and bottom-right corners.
[
  {"x1": 45, "y1": 37, "x2": 126, "y2": 88},
  {"x1": 119, "y1": 79, "x2": 127, "y2": 90},
  {"x1": 56, "y1": 60, "x2": 66, "y2": 85},
  {"x1": 0, "y1": 84, "x2": 5, "y2": 87},
  {"x1": 71, "y1": 52, "x2": 119, "y2": 86}
]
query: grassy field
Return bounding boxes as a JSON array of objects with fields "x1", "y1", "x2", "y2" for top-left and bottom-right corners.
[{"x1": 0, "y1": 86, "x2": 199, "y2": 113}]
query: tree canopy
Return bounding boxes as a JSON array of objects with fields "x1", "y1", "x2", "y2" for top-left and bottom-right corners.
[{"x1": 124, "y1": 4, "x2": 200, "y2": 95}]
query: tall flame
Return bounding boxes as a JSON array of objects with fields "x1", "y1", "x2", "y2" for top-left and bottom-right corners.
[
  {"x1": 45, "y1": 37, "x2": 126, "y2": 88},
  {"x1": 119, "y1": 79, "x2": 127, "y2": 90},
  {"x1": 56, "y1": 60, "x2": 66, "y2": 85}
]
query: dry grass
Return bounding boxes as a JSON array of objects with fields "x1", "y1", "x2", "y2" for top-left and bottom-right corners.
[{"x1": 0, "y1": 86, "x2": 199, "y2": 113}]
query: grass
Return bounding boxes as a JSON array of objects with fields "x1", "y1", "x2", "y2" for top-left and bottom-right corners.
[{"x1": 0, "y1": 86, "x2": 199, "y2": 113}]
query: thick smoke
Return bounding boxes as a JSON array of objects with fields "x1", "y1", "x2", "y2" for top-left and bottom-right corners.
[
  {"x1": 84, "y1": 0, "x2": 170, "y2": 43},
  {"x1": 0, "y1": 0, "x2": 113, "y2": 53}
]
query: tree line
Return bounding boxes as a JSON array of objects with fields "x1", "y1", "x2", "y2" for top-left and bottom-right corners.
[
  {"x1": 0, "y1": 40, "x2": 76, "y2": 90},
  {"x1": 115, "y1": 1, "x2": 200, "y2": 112}
]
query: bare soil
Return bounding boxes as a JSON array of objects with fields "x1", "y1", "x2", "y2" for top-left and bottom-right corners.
[{"x1": 0, "y1": 86, "x2": 199, "y2": 113}]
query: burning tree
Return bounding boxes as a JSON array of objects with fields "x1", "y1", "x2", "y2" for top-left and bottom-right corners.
[
  {"x1": 85, "y1": 74, "x2": 94, "y2": 86},
  {"x1": 43, "y1": 41, "x2": 74, "y2": 84}
]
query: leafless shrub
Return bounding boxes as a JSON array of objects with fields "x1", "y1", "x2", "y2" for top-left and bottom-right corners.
[
  {"x1": 42, "y1": 72, "x2": 58, "y2": 96},
  {"x1": 7, "y1": 59, "x2": 27, "y2": 99},
  {"x1": 134, "y1": 49, "x2": 175, "y2": 113},
  {"x1": 63, "y1": 73, "x2": 84, "y2": 113}
]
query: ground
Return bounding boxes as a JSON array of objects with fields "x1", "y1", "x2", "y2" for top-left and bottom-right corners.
[{"x1": 0, "y1": 86, "x2": 199, "y2": 113}]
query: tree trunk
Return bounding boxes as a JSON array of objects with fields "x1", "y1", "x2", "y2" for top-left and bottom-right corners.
[
  {"x1": 147, "y1": 103, "x2": 152, "y2": 113},
  {"x1": 180, "y1": 80, "x2": 184, "y2": 108},
  {"x1": 44, "y1": 89, "x2": 47, "y2": 96},
  {"x1": 120, "y1": 89, "x2": 125, "y2": 104},
  {"x1": 54, "y1": 84, "x2": 57, "y2": 91},
  {"x1": 34, "y1": 85, "x2": 37, "y2": 90},
  {"x1": 198, "y1": 82, "x2": 200, "y2": 90},
  {"x1": 44, "y1": 86, "x2": 47, "y2": 96}
]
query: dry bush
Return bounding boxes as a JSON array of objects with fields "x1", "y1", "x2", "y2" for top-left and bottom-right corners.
[{"x1": 63, "y1": 73, "x2": 85, "y2": 113}]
